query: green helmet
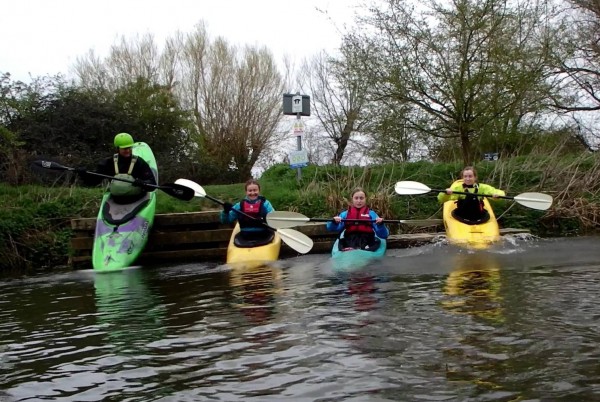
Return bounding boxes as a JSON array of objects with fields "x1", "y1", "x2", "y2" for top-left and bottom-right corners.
[{"x1": 113, "y1": 133, "x2": 134, "y2": 148}]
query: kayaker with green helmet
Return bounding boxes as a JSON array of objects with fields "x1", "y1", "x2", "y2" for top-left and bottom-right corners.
[{"x1": 78, "y1": 133, "x2": 157, "y2": 204}]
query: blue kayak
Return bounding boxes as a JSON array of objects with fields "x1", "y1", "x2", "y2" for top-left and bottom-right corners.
[{"x1": 331, "y1": 233, "x2": 387, "y2": 271}]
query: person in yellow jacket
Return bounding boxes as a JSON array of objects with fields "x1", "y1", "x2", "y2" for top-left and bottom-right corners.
[{"x1": 437, "y1": 166, "x2": 505, "y2": 222}]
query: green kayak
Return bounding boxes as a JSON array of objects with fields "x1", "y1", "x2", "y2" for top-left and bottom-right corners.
[{"x1": 92, "y1": 142, "x2": 158, "y2": 271}]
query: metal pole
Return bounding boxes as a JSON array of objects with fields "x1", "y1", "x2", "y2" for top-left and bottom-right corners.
[{"x1": 296, "y1": 112, "x2": 302, "y2": 181}]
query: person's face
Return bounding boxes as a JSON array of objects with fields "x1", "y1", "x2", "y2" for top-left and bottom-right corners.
[
  {"x1": 246, "y1": 184, "x2": 260, "y2": 200},
  {"x1": 352, "y1": 191, "x2": 366, "y2": 208},
  {"x1": 462, "y1": 169, "x2": 476, "y2": 185},
  {"x1": 118, "y1": 147, "x2": 132, "y2": 157}
]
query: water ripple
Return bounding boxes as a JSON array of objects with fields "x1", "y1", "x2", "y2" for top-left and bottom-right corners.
[{"x1": 1, "y1": 238, "x2": 600, "y2": 400}]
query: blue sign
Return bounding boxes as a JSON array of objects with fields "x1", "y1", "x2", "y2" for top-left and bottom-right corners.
[{"x1": 289, "y1": 150, "x2": 309, "y2": 169}]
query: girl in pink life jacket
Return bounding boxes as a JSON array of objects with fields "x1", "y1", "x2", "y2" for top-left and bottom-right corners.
[
  {"x1": 326, "y1": 187, "x2": 389, "y2": 251},
  {"x1": 220, "y1": 179, "x2": 275, "y2": 241}
]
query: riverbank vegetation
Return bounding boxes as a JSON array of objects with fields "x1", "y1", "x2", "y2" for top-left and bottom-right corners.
[{"x1": 3, "y1": 154, "x2": 600, "y2": 271}]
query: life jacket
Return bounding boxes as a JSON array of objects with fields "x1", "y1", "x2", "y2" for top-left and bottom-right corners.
[
  {"x1": 456, "y1": 183, "x2": 484, "y2": 216},
  {"x1": 238, "y1": 196, "x2": 267, "y2": 228},
  {"x1": 344, "y1": 206, "x2": 374, "y2": 234},
  {"x1": 109, "y1": 154, "x2": 142, "y2": 197}
]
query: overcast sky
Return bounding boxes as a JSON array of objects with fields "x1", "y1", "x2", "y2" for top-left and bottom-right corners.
[{"x1": 1, "y1": 0, "x2": 359, "y2": 82}]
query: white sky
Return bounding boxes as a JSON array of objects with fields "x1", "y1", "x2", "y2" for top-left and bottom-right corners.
[{"x1": 1, "y1": 0, "x2": 360, "y2": 82}]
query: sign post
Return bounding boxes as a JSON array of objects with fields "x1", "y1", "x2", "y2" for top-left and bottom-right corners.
[{"x1": 283, "y1": 93, "x2": 311, "y2": 181}]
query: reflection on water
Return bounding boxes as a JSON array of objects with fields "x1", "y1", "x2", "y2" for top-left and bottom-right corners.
[
  {"x1": 347, "y1": 273, "x2": 380, "y2": 312},
  {"x1": 226, "y1": 263, "x2": 283, "y2": 325},
  {"x1": 1, "y1": 237, "x2": 600, "y2": 400},
  {"x1": 442, "y1": 252, "x2": 504, "y2": 323},
  {"x1": 437, "y1": 252, "x2": 507, "y2": 392},
  {"x1": 94, "y1": 267, "x2": 166, "y2": 354},
  {"x1": 326, "y1": 267, "x2": 387, "y2": 316}
]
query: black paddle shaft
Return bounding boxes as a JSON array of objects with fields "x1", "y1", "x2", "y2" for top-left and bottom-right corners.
[
  {"x1": 32, "y1": 160, "x2": 194, "y2": 201},
  {"x1": 205, "y1": 193, "x2": 279, "y2": 231},
  {"x1": 434, "y1": 188, "x2": 513, "y2": 200}
]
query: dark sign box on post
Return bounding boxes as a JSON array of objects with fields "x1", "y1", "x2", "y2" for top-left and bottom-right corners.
[{"x1": 283, "y1": 93, "x2": 311, "y2": 116}]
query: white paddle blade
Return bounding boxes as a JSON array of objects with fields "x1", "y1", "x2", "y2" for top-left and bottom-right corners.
[
  {"x1": 513, "y1": 192, "x2": 553, "y2": 211},
  {"x1": 266, "y1": 211, "x2": 310, "y2": 229},
  {"x1": 175, "y1": 178, "x2": 206, "y2": 197},
  {"x1": 394, "y1": 181, "x2": 432, "y2": 195},
  {"x1": 278, "y1": 229, "x2": 313, "y2": 254}
]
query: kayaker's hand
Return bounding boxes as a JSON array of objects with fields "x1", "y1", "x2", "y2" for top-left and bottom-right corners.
[
  {"x1": 492, "y1": 193, "x2": 499, "y2": 198},
  {"x1": 446, "y1": 188, "x2": 453, "y2": 194},
  {"x1": 333, "y1": 216, "x2": 342, "y2": 223},
  {"x1": 223, "y1": 202, "x2": 233, "y2": 213},
  {"x1": 375, "y1": 217, "x2": 383, "y2": 225}
]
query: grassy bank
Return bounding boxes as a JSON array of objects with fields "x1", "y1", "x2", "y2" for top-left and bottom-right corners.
[{"x1": 3, "y1": 156, "x2": 598, "y2": 271}]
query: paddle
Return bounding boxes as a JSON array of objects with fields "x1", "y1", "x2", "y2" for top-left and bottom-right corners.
[
  {"x1": 266, "y1": 211, "x2": 443, "y2": 229},
  {"x1": 32, "y1": 160, "x2": 195, "y2": 201},
  {"x1": 174, "y1": 178, "x2": 314, "y2": 254},
  {"x1": 394, "y1": 180, "x2": 553, "y2": 211}
]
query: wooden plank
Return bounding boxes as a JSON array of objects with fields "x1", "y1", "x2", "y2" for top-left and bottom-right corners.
[
  {"x1": 70, "y1": 247, "x2": 229, "y2": 264},
  {"x1": 292, "y1": 224, "x2": 329, "y2": 236},
  {"x1": 72, "y1": 228, "x2": 529, "y2": 253},
  {"x1": 154, "y1": 211, "x2": 222, "y2": 226},
  {"x1": 500, "y1": 228, "x2": 529, "y2": 235},
  {"x1": 71, "y1": 228, "x2": 235, "y2": 250},
  {"x1": 71, "y1": 211, "x2": 225, "y2": 231},
  {"x1": 71, "y1": 237, "x2": 94, "y2": 250},
  {"x1": 282, "y1": 240, "x2": 334, "y2": 255},
  {"x1": 71, "y1": 218, "x2": 97, "y2": 231},
  {"x1": 70, "y1": 228, "x2": 531, "y2": 265},
  {"x1": 69, "y1": 208, "x2": 532, "y2": 267},
  {"x1": 138, "y1": 247, "x2": 227, "y2": 260},
  {"x1": 148, "y1": 229, "x2": 232, "y2": 246}
]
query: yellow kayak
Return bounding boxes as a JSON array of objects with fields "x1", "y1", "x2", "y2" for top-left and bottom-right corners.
[
  {"x1": 228, "y1": 263, "x2": 283, "y2": 323},
  {"x1": 226, "y1": 223, "x2": 281, "y2": 265},
  {"x1": 442, "y1": 253, "x2": 504, "y2": 323},
  {"x1": 442, "y1": 181, "x2": 500, "y2": 249}
]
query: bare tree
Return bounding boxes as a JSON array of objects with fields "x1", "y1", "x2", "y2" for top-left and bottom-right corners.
[
  {"x1": 73, "y1": 21, "x2": 286, "y2": 181},
  {"x1": 177, "y1": 25, "x2": 285, "y2": 180},
  {"x1": 542, "y1": 0, "x2": 600, "y2": 148},
  {"x1": 74, "y1": 33, "x2": 164, "y2": 91},
  {"x1": 550, "y1": 0, "x2": 600, "y2": 112},
  {"x1": 300, "y1": 47, "x2": 374, "y2": 165},
  {"x1": 346, "y1": 0, "x2": 563, "y2": 164}
]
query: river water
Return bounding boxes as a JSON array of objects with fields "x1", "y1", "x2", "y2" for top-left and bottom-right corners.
[{"x1": 1, "y1": 235, "x2": 600, "y2": 401}]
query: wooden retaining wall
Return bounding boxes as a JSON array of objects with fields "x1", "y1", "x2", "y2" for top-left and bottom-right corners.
[{"x1": 70, "y1": 211, "x2": 529, "y2": 267}]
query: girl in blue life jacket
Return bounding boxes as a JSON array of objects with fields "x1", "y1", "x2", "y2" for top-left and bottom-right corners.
[
  {"x1": 220, "y1": 179, "x2": 275, "y2": 241},
  {"x1": 326, "y1": 187, "x2": 389, "y2": 251}
]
